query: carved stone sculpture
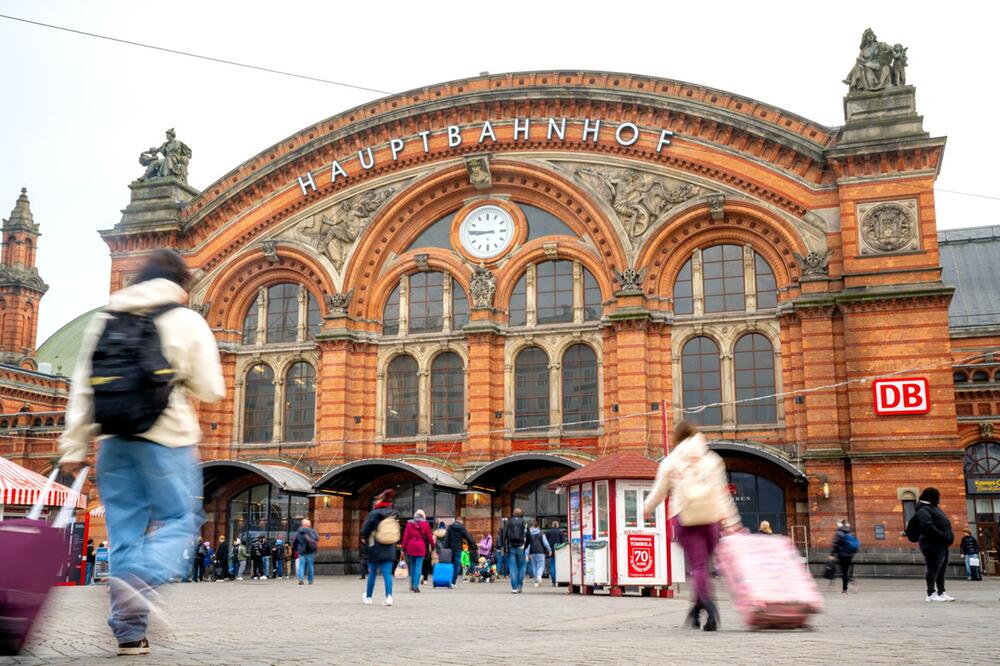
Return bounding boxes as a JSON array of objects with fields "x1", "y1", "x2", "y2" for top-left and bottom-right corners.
[
  {"x1": 612, "y1": 266, "x2": 646, "y2": 294},
  {"x1": 414, "y1": 253, "x2": 430, "y2": 271},
  {"x1": 137, "y1": 128, "x2": 192, "y2": 182},
  {"x1": 843, "y1": 28, "x2": 908, "y2": 92},
  {"x1": 191, "y1": 301, "x2": 211, "y2": 318},
  {"x1": 575, "y1": 166, "x2": 703, "y2": 239},
  {"x1": 858, "y1": 200, "x2": 918, "y2": 254},
  {"x1": 793, "y1": 250, "x2": 833, "y2": 277},
  {"x1": 981, "y1": 422, "x2": 995, "y2": 439},
  {"x1": 325, "y1": 289, "x2": 353, "y2": 316},
  {"x1": 261, "y1": 240, "x2": 279, "y2": 263},
  {"x1": 298, "y1": 186, "x2": 396, "y2": 271},
  {"x1": 469, "y1": 263, "x2": 496, "y2": 309},
  {"x1": 465, "y1": 155, "x2": 492, "y2": 190}
]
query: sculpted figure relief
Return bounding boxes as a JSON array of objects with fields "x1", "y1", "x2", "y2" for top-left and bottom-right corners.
[
  {"x1": 843, "y1": 28, "x2": 908, "y2": 92},
  {"x1": 298, "y1": 186, "x2": 396, "y2": 272},
  {"x1": 137, "y1": 128, "x2": 192, "y2": 182},
  {"x1": 469, "y1": 263, "x2": 496, "y2": 309},
  {"x1": 575, "y1": 166, "x2": 703, "y2": 239}
]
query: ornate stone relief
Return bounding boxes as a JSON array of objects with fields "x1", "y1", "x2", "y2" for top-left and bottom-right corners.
[
  {"x1": 793, "y1": 250, "x2": 833, "y2": 278},
  {"x1": 857, "y1": 199, "x2": 919, "y2": 255},
  {"x1": 612, "y1": 266, "x2": 646, "y2": 294},
  {"x1": 573, "y1": 165, "x2": 707, "y2": 240},
  {"x1": 325, "y1": 289, "x2": 353, "y2": 316},
  {"x1": 981, "y1": 422, "x2": 994, "y2": 439},
  {"x1": 843, "y1": 28, "x2": 908, "y2": 93},
  {"x1": 465, "y1": 155, "x2": 492, "y2": 190},
  {"x1": 191, "y1": 301, "x2": 211, "y2": 318},
  {"x1": 261, "y1": 240, "x2": 279, "y2": 263},
  {"x1": 469, "y1": 263, "x2": 496, "y2": 309}
]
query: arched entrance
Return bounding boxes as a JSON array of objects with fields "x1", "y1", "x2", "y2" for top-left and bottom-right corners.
[{"x1": 964, "y1": 442, "x2": 1000, "y2": 573}]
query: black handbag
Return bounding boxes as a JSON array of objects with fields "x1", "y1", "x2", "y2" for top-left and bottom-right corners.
[{"x1": 823, "y1": 562, "x2": 836, "y2": 581}]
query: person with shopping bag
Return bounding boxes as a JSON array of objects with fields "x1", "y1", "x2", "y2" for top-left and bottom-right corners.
[{"x1": 58, "y1": 249, "x2": 225, "y2": 656}]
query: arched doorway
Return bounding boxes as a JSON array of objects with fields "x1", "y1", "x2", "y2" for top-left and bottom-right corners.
[{"x1": 964, "y1": 442, "x2": 1000, "y2": 572}]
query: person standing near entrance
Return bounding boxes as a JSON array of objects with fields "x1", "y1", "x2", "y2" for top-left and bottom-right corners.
[
  {"x1": 58, "y1": 249, "x2": 226, "y2": 656},
  {"x1": 273, "y1": 538, "x2": 285, "y2": 579},
  {"x1": 361, "y1": 490, "x2": 399, "y2": 606},
  {"x1": 544, "y1": 521, "x2": 565, "y2": 587},
  {"x1": 215, "y1": 536, "x2": 229, "y2": 582},
  {"x1": 401, "y1": 509, "x2": 434, "y2": 593},
  {"x1": 293, "y1": 519, "x2": 319, "y2": 585},
  {"x1": 504, "y1": 508, "x2": 529, "y2": 593},
  {"x1": 235, "y1": 539, "x2": 248, "y2": 580},
  {"x1": 830, "y1": 520, "x2": 859, "y2": 593},
  {"x1": 905, "y1": 487, "x2": 955, "y2": 601},
  {"x1": 959, "y1": 529, "x2": 980, "y2": 580},
  {"x1": 260, "y1": 538, "x2": 271, "y2": 580}
]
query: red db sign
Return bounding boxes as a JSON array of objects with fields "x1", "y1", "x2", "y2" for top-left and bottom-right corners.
[{"x1": 872, "y1": 378, "x2": 929, "y2": 415}]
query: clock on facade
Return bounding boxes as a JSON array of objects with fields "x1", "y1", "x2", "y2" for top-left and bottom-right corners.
[{"x1": 458, "y1": 205, "x2": 515, "y2": 259}]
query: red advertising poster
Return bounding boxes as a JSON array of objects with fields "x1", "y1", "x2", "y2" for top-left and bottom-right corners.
[{"x1": 626, "y1": 533, "x2": 655, "y2": 578}]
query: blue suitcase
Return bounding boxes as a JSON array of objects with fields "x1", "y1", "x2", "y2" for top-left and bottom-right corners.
[{"x1": 432, "y1": 562, "x2": 454, "y2": 588}]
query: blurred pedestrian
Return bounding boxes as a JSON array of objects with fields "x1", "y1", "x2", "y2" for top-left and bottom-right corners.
[
  {"x1": 361, "y1": 490, "x2": 399, "y2": 606},
  {"x1": 215, "y1": 536, "x2": 229, "y2": 581},
  {"x1": 293, "y1": 519, "x2": 320, "y2": 585},
  {"x1": 58, "y1": 249, "x2": 225, "y2": 655},
  {"x1": 400, "y1": 508, "x2": 434, "y2": 593},
  {"x1": 830, "y1": 520, "x2": 859, "y2": 593},
  {"x1": 273, "y1": 538, "x2": 285, "y2": 579},
  {"x1": 905, "y1": 487, "x2": 955, "y2": 602},
  {"x1": 503, "y1": 509, "x2": 529, "y2": 593},
  {"x1": 250, "y1": 537, "x2": 263, "y2": 579},
  {"x1": 544, "y1": 521, "x2": 565, "y2": 586},
  {"x1": 235, "y1": 539, "x2": 248, "y2": 580},
  {"x1": 527, "y1": 522, "x2": 551, "y2": 588},
  {"x1": 260, "y1": 538, "x2": 272, "y2": 580},
  {"x1": 959, "y1": 528, "x2": 980, "y2": 580},
  {"x1": 193, "y1": 541, "x2": 208, "y2": 582},
  {"x1": 644, "y1": 422, "x2": 741, "y2": 632},
  {"x1": 443, "y1": 517, "x2": 477, "y2": 588},
  {"x1": 85, "y1": 539, "x2": 96, "y2": 585}
]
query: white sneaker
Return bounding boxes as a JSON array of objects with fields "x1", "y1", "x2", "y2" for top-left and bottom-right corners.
[
  {"x1": 236, "y1": 577, "x2": 243, "y2": 581},
  {"x1": 363, "y1": 596, "x2": 373, "y2": 605},
  {"x1": 926, "y1": 593, "x2": 944, "y2": 602},
  {"x1": 938, "y1": 592, "x2": 955, "y2": 602},
  {"x1": 383, "y1": 596, "x2": 393, "y2": 607},
  {"x1": 534, "y1": 582, "x2": 540, "y2": 588}
]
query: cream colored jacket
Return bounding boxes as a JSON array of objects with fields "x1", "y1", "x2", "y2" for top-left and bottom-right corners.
[
  {"x1": 59, "y1": 279, "x2": 226, "y2": 463},
  {"x1": 643, "y1": 433, "x2": 741, "y2": 528}
]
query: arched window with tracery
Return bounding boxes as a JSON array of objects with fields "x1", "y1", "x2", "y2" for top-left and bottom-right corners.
[
  {"x1": 672, "y1": 245, "x2": 779, "y2": 315},
  {"x1": 734, "y1": 333, "x2": 777, "y2": 424},
  {"x1": 382, "y1": 272, "x2": 468, "y2": 335},
  {"x1": 386, "y1": 355, "x2": 419, "y2": 437},
  {"x1": 283, "y1": 362, "x2": 316, "y2": 441},
  {"x1": 243, "y1": 364, "x2": 275, "y2": 443},
  {"x1": 408, "y1": 271, "x2": 444, "y2": 333},
  {"x1": 508, "y1": 261, "x2": 602, "y2": 327},
  {"x1": 267, "y1": 283, "x2": 300, "y2": 342},
  {"x1": 431, "y1": 352, "x2": 464, "y2": 435},
  {"x1": 515, "y1": 347, "x2": 549, "y2": 430},
  {"x1": 681, "y1": 337, "x2": 722, "y2": 426},
  {"x1": 562, "y1": 344, "x2": 598, "y2": 430},
  {"x1": 241, "y1": 283, "x2": 321, "y2": 345},
  {"x1": 535, "y1": 260, "x2": 574, "y2": 325}
]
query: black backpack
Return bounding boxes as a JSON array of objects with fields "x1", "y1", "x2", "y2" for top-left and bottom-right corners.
[
  {"x1": 90, "y1": 304, "x2": 181, "y2": 436},
  {"x1": 506, "y1": 517, "x2": 527, "y2": 546}
]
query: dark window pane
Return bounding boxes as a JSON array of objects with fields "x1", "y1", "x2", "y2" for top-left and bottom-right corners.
[
  {"x1": 431, "y1": 352, "x2": 464, "y2": 435},
  {"x1": 515, "y1": 347, "x2": 549, "y2": 430},
  {"x1": 266, "y1": 283, "x2": 300, "y2": 343},
  {"x1": 755, "y1": 253, "x2": 778, "y2": 309},
  {"x1": 406, "y1": 212, "x2": 457, "y2": 251},
  {"x1": 409, "y1": 271, "x2": 444, "y2": 333},
  {"x1": 536, "y1": 260, "x2": 574, "y2": 325},
  {"x1": 522, "y1": 203, "x2": 576, "y2": 240},
  {"x1": 562, "y1": 344, "x2": 598, "y2": 430},
  {"x1": 306, "y1": 292, "x2": 322, "y2": 340},
  {"x1": 703, "y1": 245, "x2": 746, "y2": 313},
  {"x1": 386, "y1": 355, "x2": 418, "y2": 437},
  {"x1": 734, "y1": 333, "x2": 777, "y2": 425},
  {"x1": 283, "y1": 362, "x2": 316, "y2": 441},
  {"x1": 509, "y1": 274, "x2": 527, "y2": 327},
  {"x1": 244, "y1": 364, "x2": 275, "y2": 443},
  {"x1": 681, "y1": 337, "x2": 721, "y2": 426},
  {"x1": 242, "y1": 296, "x2": 259, "y2": 345},
  {"x1": 452, "y1": 279, "x2": 469, "y2": 329},
  {"x1": 583, "y1": 269, "x2": 601, "y2": 321},
  {"x1": 674, "y1": 258, "x2": 693, "y2": 316},
  {"x1": 383, "y1": 283, "x2": 401, "y2": 335},
  {"x1": 971, "y1": 370, "x2": 990, "y2": 382}
]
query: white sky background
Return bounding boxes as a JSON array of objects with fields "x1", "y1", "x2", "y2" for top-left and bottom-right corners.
[{"x1": 1, "y1": 1, "x2": 998, "y2": 343}]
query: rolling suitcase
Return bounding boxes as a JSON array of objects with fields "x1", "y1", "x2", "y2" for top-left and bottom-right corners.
[
  {"x1": 715, "y1": 532, "x2": 823, "y2": 630},
  {"x1": 432, "y1": 562, "x2": 454, "y2": 588},
  {"x1": 0, "y1": 467, "x2": 88, "y2": 655}
]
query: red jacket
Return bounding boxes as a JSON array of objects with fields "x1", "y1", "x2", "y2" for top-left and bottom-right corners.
[{"x1": 401, "y1": 518, "x2": 434, "y2": 557}]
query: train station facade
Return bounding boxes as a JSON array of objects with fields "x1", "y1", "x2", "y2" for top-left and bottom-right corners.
[{"x1": 19, "y1": 36, "x2": 1000, "y2": 573}]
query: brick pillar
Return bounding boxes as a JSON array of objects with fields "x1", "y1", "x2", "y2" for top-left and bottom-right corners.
[{"x1": 466, "y1": 308, "x2": 505, "y2": 463}]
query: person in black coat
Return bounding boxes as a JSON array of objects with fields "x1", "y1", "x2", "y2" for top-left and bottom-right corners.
[
  {"x1": 442, "y1": 518, "x2": 477, "y2": 587},
  {"x1": 215, "y1": 536, "x2": 229, "y2": 581},
  {"x1": 829, "y1": 521, "x2": 857, "y2": 593},
  {"x1": 959, "y1": 528, "x2": 980, "y2": 580},
  {"x1": 544, "y1": 521, "x2": 565, "y2": 587},
  {"x1": 907, "y1": 487, "x2": 955, "y2": 602},
  {"x1": 360, "y1": 490, "x2": 399, "y2": 605}
]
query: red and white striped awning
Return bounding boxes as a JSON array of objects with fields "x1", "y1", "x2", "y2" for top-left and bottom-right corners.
[
  {"x1": 90, "y1": 505, "x2": 105, "y2": 518},
  {"x1": 0, "y1": 456, "x2": 87, "y2": 509}
]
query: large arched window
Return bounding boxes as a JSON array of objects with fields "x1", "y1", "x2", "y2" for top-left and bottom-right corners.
[
  {"x1": 243, "y1": 364, "x2": 275, "y2": 443},
  {"x1": 430, "y1": 352, "x2": 464, "y2": 435},
  {"x1": 283, "y1": 362, "x2": 316, "y2": 441},
  {"x1": 703, "y1": 244, "x2": 745, "y2": 313},
  {"x1": 382, "y1": 272, "x2": 468, "y2": 335},
  {"x1": 562, "y1": 344, "x2": 598, "y2": 430},
  {"x1": 241, "y1": 283, "x2": 321, "y2": 345},
  {"x1": 965, "y1": 442, "x2": 1000, "y2": 476},
  {"x1": 515, "y1": 347, "x2": 550, "y2": 430},
  {"x1": 513, "y1": 477, "x2": 567, "y2": 521},
  {"x1": 734, "y1": 333, "x2": 777, "y2": 424},
  {"x1": 386, "y1": 355, "x2": 419, "y2": 437},
  {"x1": 672, "y1": 246, "x2": 778, "y2": 315},
  {"x1": 508, "y1": 260, "x2": 602, "y2": 327},
  {"x1": 681, "y1": 337, "x2": 722, "y2": 426}
]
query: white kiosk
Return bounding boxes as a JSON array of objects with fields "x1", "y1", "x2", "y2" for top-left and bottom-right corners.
[{"x1": 549, "y1": 454, "x2": 683, "y2": 597}]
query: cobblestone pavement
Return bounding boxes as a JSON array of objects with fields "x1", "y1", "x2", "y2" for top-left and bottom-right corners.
[{"x1": 5, "y1": 575, "x2": 997, "y2": 665}]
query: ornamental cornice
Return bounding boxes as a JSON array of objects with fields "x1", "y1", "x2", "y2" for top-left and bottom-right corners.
[{"x1": 780, "y1": 283, "x2": 953, "y2": 318}]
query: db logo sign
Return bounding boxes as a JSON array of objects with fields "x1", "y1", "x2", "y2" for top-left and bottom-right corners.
[{"x1": 872, "y1": 378, "x2": 930, "y2": 415}]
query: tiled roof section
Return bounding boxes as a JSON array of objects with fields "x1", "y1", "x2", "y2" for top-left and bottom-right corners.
[
  {"x1": 938, "y1": 225, "x2": 1000, "y2": 329},
  {"x1": 549, "y1": 453, "x2": 658, "y2": 488}
]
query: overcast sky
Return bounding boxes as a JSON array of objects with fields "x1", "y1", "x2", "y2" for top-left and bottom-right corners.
[{"x1": 1, "y1": 1, "x2": 998, "y2": 343}]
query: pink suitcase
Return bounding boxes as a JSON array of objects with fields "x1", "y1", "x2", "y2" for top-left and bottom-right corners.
[{"x1": 715, "y1": 533, "x2": 823, "y2": 630}]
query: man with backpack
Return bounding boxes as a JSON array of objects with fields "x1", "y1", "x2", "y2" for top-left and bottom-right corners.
[
  {"x1": 360, "y1": 490, "x2": 399, "y2": 606},
  {"x1": 442, "y1": 517, "x2": 477, "y2": 587},
  {"x1": 830, "y1": 520, "x2": 859, "y2": 593},
  {"x1": 58, "y1": 249, "x2": 225, "y2": 656},
  {"x1": 905, "y1": 487, "x2": 956, "y2": 602},
  {"x1": 504, "y1": 507, "x2": 529, "y2": 593},
  {"x1": 293, "y1": 519, "x2": 320, "y2": 586}
]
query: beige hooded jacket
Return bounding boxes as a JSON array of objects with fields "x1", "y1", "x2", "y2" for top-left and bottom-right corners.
[{"x1": 59, "y1": 278, "x2": 226, "y2": 463}]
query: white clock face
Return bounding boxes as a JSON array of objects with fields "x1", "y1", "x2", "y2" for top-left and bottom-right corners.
[{"x1": 459, "y1": 205, "x2": 515, "y2": 259}]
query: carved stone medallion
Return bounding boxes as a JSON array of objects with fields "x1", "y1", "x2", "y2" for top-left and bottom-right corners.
[
  {"x1": 857, "y1": 199, "x2": 918, "y2": 255},
  {"x1": 469, "y1": 263, "x2": 496, "y2": 309}
]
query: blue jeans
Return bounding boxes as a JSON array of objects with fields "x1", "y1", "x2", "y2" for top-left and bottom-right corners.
[
  {"x1": 298, "y1": 552, "x2": 315, "y2": 583},
  {"x1": 530, "y1": 553, "x2": 546, "y2": 583},
  {"x1": 406, "y1": 555, "x2": 423, "y2": 590},
  {"x1": 98, "y1": 437, "x2": 202, "y2": 642},
  {"x1": 85, "y1": 562, "x2": 94, "y2": 585},
  {"x1": 548, "y1": 556, "x2": 557, "y2": 585},
  {"x1": 275, "y1": 557, "x2": 284, "y2": 578},
  {"x1": 366, "y1": 560, "x2": 394, "y2": 599},
  {"x1": 262, "y1": 555, "x2": 271, "y2": 577},
  {"x1": 451, "y1": 554, "x2": 463, "y2": 584},
  {"x1": 507, "y1": 549, "x2": 527, "y2": 590}
]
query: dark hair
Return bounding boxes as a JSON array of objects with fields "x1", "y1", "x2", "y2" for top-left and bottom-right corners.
[
  {"x1": 919, "y1": 487, "x2": 941, "y2": 506},
  {"x1": 672, "y1": 421, "x2": 699, "y2": 446},
  {"x1": 135, "y1": 248, "x2": 192, "y2": 290}
]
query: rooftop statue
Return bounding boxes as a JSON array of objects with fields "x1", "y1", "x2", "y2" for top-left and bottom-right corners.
[
  {"x1": 844, "y1": 28, "x2": 908, "y2": 93},
  {"x1": 138, "y1": 128, "x2": 192, "y2": 182}
]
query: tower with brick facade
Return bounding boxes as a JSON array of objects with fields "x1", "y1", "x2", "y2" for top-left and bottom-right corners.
[{"x1": 0, "y1": 188, "x2": 48, "y2": 368}]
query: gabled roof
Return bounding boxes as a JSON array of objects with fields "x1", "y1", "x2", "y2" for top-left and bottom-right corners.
[
  {"x1": 549, "y1": 453, "x2": 658, "y2": 489},
  {"x1": 939, "y1": 225, "x2": 1000, "y2": 330}
]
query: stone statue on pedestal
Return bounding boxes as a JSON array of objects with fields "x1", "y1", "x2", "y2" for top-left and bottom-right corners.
[
  {"x1": 137, "y1": 128, "x2": 192, "y2": 182},
  {"x1": 843, "y1": 28, "x2": 908, "y2": 93}
]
